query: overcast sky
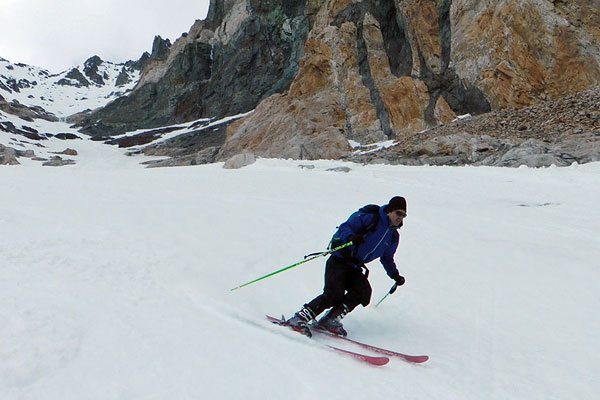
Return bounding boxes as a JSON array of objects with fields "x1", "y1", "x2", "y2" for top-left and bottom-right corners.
[{"x1": 0, "y1": 0, "x2": 210, "y2": 72}]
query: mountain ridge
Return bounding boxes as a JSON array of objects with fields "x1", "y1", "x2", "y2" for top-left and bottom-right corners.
[
  {"x1": 76, "y1": 0, "x2": 600, "y2": 166},
  {"x1": 2, "y1": 0, "x2": 600, "y2": 167}
]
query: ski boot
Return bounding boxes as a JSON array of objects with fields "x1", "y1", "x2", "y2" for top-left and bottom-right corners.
[
  {"x1": 317, "y1": 304, "x2": 349, "y2": 336},
  {"x1": 286, "y1": 306, "x2": 315, "y2": 337}
]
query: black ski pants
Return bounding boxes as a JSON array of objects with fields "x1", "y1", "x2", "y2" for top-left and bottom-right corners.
[{"x1": 305, "y1": 255, "x2": 372, "y2": 317}]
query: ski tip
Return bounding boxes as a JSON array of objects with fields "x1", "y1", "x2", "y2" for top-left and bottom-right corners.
[
  {"x1": 375, "y1": 357, "x2": 390, "y2": 366},
  {"x1": 266, "y1": 314, "x2": 284, "y2": 324},
  {"x1": 327, "y1": 345, "x2": 389, "y2": 366},
  {"x1": 404, "y1": 355, "x2": 429, "y2": 363},
  {"x1": 365, "y1": 355, "x2": 390, "y2": 366},
  {"x1": 365, "y1": 357, "x2": 390, "y2": 366}
]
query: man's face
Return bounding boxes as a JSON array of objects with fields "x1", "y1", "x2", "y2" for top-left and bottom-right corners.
[{"x1": 387, "y1": 209, "x2": 406, "y2": 227}]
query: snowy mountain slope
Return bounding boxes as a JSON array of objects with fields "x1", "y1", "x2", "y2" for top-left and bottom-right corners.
[
  {"x1": 1, "y1": 146, "x2": 599, "y2": 399},
  {"x1": 0, "y1": 56, "x2": 140, "y2": 117},
  {"x1": 1, "y1": 55, "x2": 253, "y2": 167},
  {"x1": 0, "y1": 55, "x2": 148, "y2": 165},
  {"x1": 0, "y1": 106, "x2": 252, "y2": 167}
]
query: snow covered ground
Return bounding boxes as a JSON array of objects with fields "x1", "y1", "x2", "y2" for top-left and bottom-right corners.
[
  {"x1": 1, "y1": 57, "x2": 139, "y2": 118},
  {"x1": 1, "y1": 140, "x2": 599, "y2": 399}
]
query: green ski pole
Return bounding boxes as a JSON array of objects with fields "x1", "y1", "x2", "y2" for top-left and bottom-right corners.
[
  {"x1": 375, "y1": 282, "x2": 399, "y2": 307},
  {"x1": 230, "y1": 242, "x2": 352, "y2": 291}
]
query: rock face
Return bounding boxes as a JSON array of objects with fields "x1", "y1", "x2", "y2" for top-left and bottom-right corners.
[
  {"x1": 351, "y1": 85, "x2": 600, "y2": 167},
  {"x1": 450, "y1": 0, "x2": 600, "y2": 108},
  {"x1": 219, "y1": 0, "x2": 600, "y2": 161},
  {"x1": 77, "y1": 0, "x2": 600, "y2": 165},
  {"x1": 56, "y1": 55, "x2": 142, "y2": 88},
  {"x1": 77, "y1": 0, "x2": 311, "y2": 138},
  {"x1": 0, "y1": 95, "x2": 59, "y2": 123}
]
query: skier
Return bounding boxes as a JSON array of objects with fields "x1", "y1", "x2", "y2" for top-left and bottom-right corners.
[{"x1": 287, "y1": 196, "x2": 407, "y2": 336}]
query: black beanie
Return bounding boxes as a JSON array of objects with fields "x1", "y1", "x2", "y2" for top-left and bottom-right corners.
[{"x1": 387, "y1": 196, "x2": 407, "y2": 213}]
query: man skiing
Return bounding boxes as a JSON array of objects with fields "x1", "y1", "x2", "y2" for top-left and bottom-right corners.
[{"x1": 287, "y1": 196, "x2": 407, "y2": 336}]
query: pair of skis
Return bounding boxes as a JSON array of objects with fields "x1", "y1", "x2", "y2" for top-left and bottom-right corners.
[{"x1": 266, "y1": 315, "x2": 428, "y2": 366}]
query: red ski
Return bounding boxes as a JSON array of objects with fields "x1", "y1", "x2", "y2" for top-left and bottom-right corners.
[
  {"x1": 266, "y1": 315, "x2": 389, "y2": 366},
  {"x1": 326, "y1": 345, "x2": 389, "y2": 366},
  {"x1": 313, "y1": 328, "x2": 429, "y2": 363}
]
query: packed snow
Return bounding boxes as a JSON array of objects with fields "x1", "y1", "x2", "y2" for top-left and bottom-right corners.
[{"x1": 1, "y1": 136, "x2": 599, "y2": 399}]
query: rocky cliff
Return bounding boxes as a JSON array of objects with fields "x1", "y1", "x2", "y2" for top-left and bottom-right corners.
[
  {"x1": 77, "y1": 0, "x2": 600, "y2": 166},
  {"x1": 77, "y1": 0, "x2": 310, "y2": 138}
]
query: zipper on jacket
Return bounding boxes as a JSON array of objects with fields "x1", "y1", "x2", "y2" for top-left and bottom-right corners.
[{"x1": 363, "y1": 228, "x2": 392, "y2": 260}]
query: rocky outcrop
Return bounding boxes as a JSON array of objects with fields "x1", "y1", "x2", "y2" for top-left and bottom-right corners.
[
  {"x1": 218, "y1": 0, "x2": 459, "y2": 160},
  {"x1": 0, "y1": 144, "x2": 70, "y2": 166},
  {"x1": 350, "y1": 85, "x2": 600, "y2": 167},
  {"x1": 223, "y1": 152, "x2": 256, "y2": 169},
  {"x1": 220, "y1": 0, "x2": 600, "y2": 161},
  {"x1": 56, "y1": 56, "x2": 113, "y2": 87},
  {"x1": 77, "y1": 0, "x2": 311, "y2": 138},
  {"x1": 75, "y1": 0, "x2": 600, "y2": 167},
  {"x1": 0, "y1": 142, "x2": 80, "y2": 166},
  {"x1": 0, "y1": 95, "x2": 58, "y2": 123},
  {"x1": 134, "y1": 116, "x2": 239, "y2": 168},
  {"x1": 0, "y1": 144, "x2": 19, "y2": 165},
  {"x1": 42, "y1": 156, "x2": 76, "y2": 167},
  {"x1": 83, "y1": 55, "x2": 107, "y2": 86},
  {"x1": 359, "y1": 132, "x2": 600, "y2": 167},
  {"x1": 451, "y1": 0, "x2": 600, "y2": 108},
  {"x1": 115, "y1": 67, "x2": 132, "y2": 86},
  {"x1": 57, "y1": 68, "x2": 91, "y2": 87}
]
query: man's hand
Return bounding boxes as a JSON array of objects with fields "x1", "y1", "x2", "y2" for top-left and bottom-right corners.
[
  {"x1": 392, "y1": 274, "x2": 405, "y2": 286},
  {"x1": 348, "y1": 234, "x2": 365, "y2": 245}
]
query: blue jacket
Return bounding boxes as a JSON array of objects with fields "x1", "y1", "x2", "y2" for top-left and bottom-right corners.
[{"x1": 332, "y1": 205, "x2": 400, "y2": 278}]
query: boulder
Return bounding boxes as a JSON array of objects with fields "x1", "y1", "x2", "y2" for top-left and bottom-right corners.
[
  {"x1": 223, "y1": 152, "x2": 256, "y2": 169},
  {"x1": 0, "y1": 144, "x2": 19, "y2": 165},
  {"x1": 42, "y1": 156, "x2": 76, "y2": 167}
]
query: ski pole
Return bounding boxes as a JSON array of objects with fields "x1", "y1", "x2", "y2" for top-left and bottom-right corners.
[
  {"x1": 375, "y1": 282, "x2": 399, "y2": 307},
  {"x1": 230, "y1": 242, "x2": 353, "y2": 291}
]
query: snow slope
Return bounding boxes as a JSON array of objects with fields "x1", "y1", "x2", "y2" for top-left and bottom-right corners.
[
  {"x1": 1, "y1": 141, "x2": 599, "y2": 399},
  {"x1": 0, "y1": 56, "x2": 139, "y2": 117},
  {"x1": 1, "y1": 56, "x2": 145, "y2": 165}
]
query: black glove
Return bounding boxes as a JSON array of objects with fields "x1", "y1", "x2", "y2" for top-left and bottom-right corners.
[
  {"x1": 348, "y1": 234, "x2": 365, "y2": 245},
  {"x1": 392, "y1": 274, "x2": 405, "y2": 286}
]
